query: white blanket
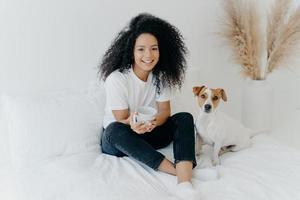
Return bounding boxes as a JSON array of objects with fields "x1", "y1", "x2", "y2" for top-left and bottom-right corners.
[{"x1": 1, "y1": 134, "x2": 300, "y2": 200}]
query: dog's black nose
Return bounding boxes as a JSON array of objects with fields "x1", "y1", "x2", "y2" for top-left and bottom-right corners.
[{"x1": 204, "y1": 104, "x2": 212, "y2": 111}]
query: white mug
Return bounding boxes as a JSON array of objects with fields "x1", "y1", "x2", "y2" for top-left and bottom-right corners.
[{"x1": 133, "y1": 106, "x2": 157, "y2": 124}]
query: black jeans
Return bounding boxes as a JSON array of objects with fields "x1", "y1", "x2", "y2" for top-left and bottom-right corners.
[{"x1": 101, "y1": 112, "x2": 196, "y2": 170}]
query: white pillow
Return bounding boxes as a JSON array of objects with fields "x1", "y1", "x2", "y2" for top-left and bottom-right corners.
[{"x1": 1, "y1": 82, "x2": 105, "y2": 169}]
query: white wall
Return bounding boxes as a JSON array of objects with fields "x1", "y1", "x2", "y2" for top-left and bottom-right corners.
[
  {"x1": 0, "y1": 0, "x2": 245, "y2": 117},
  {"x1": 0, "y1": 0, "x2": 299, "y2": 127},
  {"x1": 0, "y1": 0, "x2": 223, "y2": 92}
]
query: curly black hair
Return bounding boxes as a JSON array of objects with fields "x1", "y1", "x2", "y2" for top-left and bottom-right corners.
[{"x1": 99, "y1": 13, "x2": 188, "y2": 91}]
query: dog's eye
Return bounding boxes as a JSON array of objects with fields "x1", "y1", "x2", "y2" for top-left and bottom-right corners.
[
  {"x1": 200, "y1": 94, "x2": 206, "y2": 99},
  {"x1": 212, "y1": 96, "x2": 219, "y2": 101}
]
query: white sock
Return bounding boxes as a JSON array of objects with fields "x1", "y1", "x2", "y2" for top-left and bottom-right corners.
[{"x1": 174, "y1": 181, "x2": 199, "y2": 200}]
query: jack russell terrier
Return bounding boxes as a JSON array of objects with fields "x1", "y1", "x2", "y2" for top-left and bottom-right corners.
[{"x1": 193, "y1": 85, "x2": 252, "y2": 166}]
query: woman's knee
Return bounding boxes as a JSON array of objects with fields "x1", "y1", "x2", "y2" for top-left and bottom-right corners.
[
  {"x1": 106, "y1": 121, "x2": 128, "y2": 131},
  {"x1": 103, "y1": 121, "x2": 131, "y2": 142},
  {"x1": 172, "y1": 112, "x2": 194, "y2": 124}
]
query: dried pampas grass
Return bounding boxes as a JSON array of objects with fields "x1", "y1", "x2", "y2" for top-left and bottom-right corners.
[
  {"x1": 219, "y1": 0, "x2": 300, "y2": 80},
  {"x1": 267, "y1": 4, "x2": 300, "y2": 74},
  {"x1": 219, "y1": 0, "x2": 263, "y2": 80},
  {"x1": 266, "y1": 0, "x2": 291, "y2": 59}
]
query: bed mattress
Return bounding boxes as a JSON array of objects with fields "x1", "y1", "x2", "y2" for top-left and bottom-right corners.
[{"x1": 1, "y1": 134, "x2": 300, "y2": 200}]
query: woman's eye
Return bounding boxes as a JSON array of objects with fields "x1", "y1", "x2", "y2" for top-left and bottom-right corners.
[
  {"x1": 152, "y1": 47, "x2": 158, "y2": 51},
  {"x1": 137, "y1": 48, "x2": 144, "y2": 51},
  {"x1": 212, "y1": 96, "x2": 219, "y2": 101}
]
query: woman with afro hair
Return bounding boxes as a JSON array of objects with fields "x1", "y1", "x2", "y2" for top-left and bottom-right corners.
[{"x1": 99, "y1": 13, "x2": 198, "y2": 198}]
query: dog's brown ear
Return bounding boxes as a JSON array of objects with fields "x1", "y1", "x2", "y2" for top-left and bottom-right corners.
[
  {"x1": 193, "y1": 85, "x2": 206, "y2": 96},
  {"x1": 218, "y1": 89, "x2": 227, "y2": 102},
  {"x1": 193, "y1": 87, "x2": 201, "y2": 96}
]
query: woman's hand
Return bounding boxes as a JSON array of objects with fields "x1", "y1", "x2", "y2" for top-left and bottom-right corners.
[
  {"x1": 129, "y1": 113, "x2": 156, "y2": 134},
  {"x1": 146, "y1": 117, "x2": 157, "y2": 132}
]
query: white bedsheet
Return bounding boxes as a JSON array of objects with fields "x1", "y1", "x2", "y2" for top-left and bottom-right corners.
[{"x1": 1, "y1": 134, "x2": 300, "y2": 200}]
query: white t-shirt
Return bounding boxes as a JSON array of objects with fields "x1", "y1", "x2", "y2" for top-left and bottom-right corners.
[{"x1": 103, "y1": 68, "x2": 171, "y2": 128}]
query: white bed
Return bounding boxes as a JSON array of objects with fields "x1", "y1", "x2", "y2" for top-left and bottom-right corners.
[{"x1": 1, "y1": 82, "x2": 300, "y2": 200}]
